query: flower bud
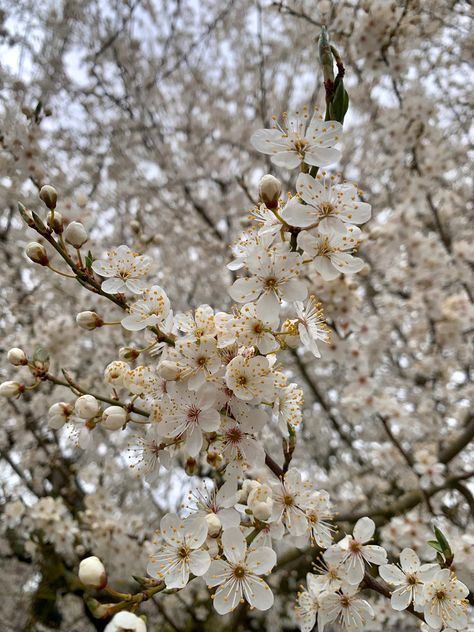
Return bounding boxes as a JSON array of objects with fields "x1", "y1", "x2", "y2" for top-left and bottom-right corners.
[
  {"x1": 252, "y1": 500, "x2": 273, "y2": 521},
  {"x1": 39, "y1": 185, "x2": 58, "y2": 209},
  {"x1": 75, "y1": 394, "x2": 100, "y2": 419},
  {"x1": 259, "y1": 174, "x2": 281, "y2": 209},
  {"x1": 101, "y1": 406, "x2": 127, "y2": 430},
  {"x1": 47, "y1": 210, "x2": 64, "y2": 233},
  {"x1": 206, "y1": 513, "x2": 222, "y2": 538},
  {"x1": 76, "y1": 311, "x2": 104, "y2": 330},
  {"x1": 25, "y1": 242, "x2": 49, "y2": 265},
  {"x1": 48, "y1": 402, "x2": 73, "y2": 430},
  {"x1": 7, "y1": 348, "x2": 27, "y2": 366},
  {"x1": 104, "y1": 361, "x2": 129, "y2": 386},
  {"x1": 79, "y1": 556, "x2": 107, "y2": 589},
  {"x1": 104, "y1": 611, "x2": 146, "y2": 632},
  {"x1": 64, "y1": 221, "x2": 88, "y2": 248},
  {"x1": 0, "y1": 381, "x2": 25, "y2": 397},
  {"x1": 157, "y1": 360, "x2": 180, "y2": 381}
]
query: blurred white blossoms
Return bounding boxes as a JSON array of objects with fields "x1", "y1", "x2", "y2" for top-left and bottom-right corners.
[
  {"x1": 92, "y1": 244, "x2": 151, "y2": 294},
  {"x1": 251, "y1": 108, "x2": 342, "y2": 169},
  {"x1": 147, "y1": 513, "x2": 211, "y2": 588},
  {"x1": 204, "y1": 527, "x2": 276, "y2": 614}
]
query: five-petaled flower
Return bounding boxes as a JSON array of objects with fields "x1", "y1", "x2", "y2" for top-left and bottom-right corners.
[
  {"x1": 251, "y1": 108, "x2": 342, "y2": 169},
  {"x1": 147, "y1": 513, "x2": 211, "y2": 589},
  {"x1": 204, "y1": 527, "x2": 276, "y2": 614},
  {"x1": 92, "y1": 244, "x2": 151, "y2": 294}
]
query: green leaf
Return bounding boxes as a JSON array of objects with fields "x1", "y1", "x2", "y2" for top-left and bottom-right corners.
[
  {"x1": 85, "y1": 250, "x2": 93, "y2": 270},
  {"x1": 33, "y1": 347, "x2": 50, "y2": 364},
  {"x1": 32, "y1": 210, "x2": 46, "y2": 232},
  {"x1": 329, "y1": 79, "x2": 350, "y2": 124},
  {"x1": 433, "y1": 526, "x2": 451, "y2": 552},
  {"x1": 427, "y1": 540, "x2": 444, "y2": 554}
]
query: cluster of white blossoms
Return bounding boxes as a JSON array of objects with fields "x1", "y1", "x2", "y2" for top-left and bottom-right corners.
[
  {"x1": 296, "y1": 528, "x2": 470, "y2": 632},
  {"x1": 2, "y1": 98, "x2": 472, "y2": 631}
]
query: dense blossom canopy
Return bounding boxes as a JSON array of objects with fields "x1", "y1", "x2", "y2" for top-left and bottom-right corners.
[{"x1": 0, "y1": 1, "x2": 472, "y2": 631}]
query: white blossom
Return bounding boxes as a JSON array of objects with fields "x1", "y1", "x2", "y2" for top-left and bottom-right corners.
[{"x1": 204, "y1": 527, "x2": 276, "y2": 614}]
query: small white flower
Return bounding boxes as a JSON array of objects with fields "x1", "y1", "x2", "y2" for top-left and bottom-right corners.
[
  {"x1": 251, "y1": 108, "x2": 342, "y2": 169},
  {"x1": 225, "y1": 354, "x2": 276, "y2": 402},
  {"x1": 379, "y1": 548, "x2": 439, "y2": 611},
  {"x1": 147, "y1": 513, "x2": 211, "y2": 589},
  {"x1": 270, "y1": 468, "x2": 315, "y2": 537},
  {"x1": 121, "y1": 285, "x2": 171, "y2": 331},
  {"x1": 160, "y1": 384, "x2": 221, "y2": 456},
  {"x1": 298, "y1": 227, "x2": 364, "y2": 281},
  {"x1": 185, "y1": 480, "x2": 240, "y2": 540},
  {"x1": 173, "y1": 336, "x2": 222, "y2": 390},
  {"x1": 215, "y1": 408, "x2": 267, "y2": 473},
  {"x1": 318, "y1": 584, "x2": 374, "y2": 631},
  {"x1": 92, "y1": 244, "x2": 151, "y2": 294},
  {"x1": 422, "y1": 569, "x2": 469, "y2": 631},
  {"x1": 325, "y1": 517, "x2": 387, "y2": 585},
  {"x1": 284, "y1": 172, "x2": 371, "y2": 234},
  {"x1": 231, "y1": 302, "x2": 280, "y2": 355},
  {"x1": 229, "y1": 247, "x2": 307, "y2": 320},
  {"x1": 204, "y1": 527, "x2": 276, "y2": 614},
  {"x1": 294, "y1": 295, "x2": 331, "y2": 358},
  {"x1": 176, "y1": 304, "x2": 216, "y2": 341},
  {"x1": 295, "y1": 572, "x2": 325, "y2": 632},
  {"x1": 273, "y1": 382, "x2": 304, "y2": 435}
]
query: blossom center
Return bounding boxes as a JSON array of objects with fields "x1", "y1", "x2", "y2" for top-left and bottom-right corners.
[
  {"x1": 318, "y1": 202, "x2": 336, "y2": 217},
  {"x1": 293, "y1": 138, "x2": 308, "y2": 155},
  {"x1": 407, "y1": 574, "x2": 418, "y2": 585},
  {"x1": 340, "y1": 596, "x2": 351, "y2": 608},
  {"x1": 177, "y1": 545, "x2": 190, "y2": 560},
  {"x1": 283, "y1": 494, "x2": 295, "y2": 507},
  {"x1": 435, "y1": 589, "x2": 446, "y2": 601},
  {"x1": 264, "y1": 277, "x2": 279, "y2": 290},
  {"x1": 196, "y1": 356, "x2": 208, "y2": 367},
  {"x1": 226, "y1": 426, "x2": 243, "y2": 444},
  {"x1": 349, "y1": 540, "x2": 362, "y2": 554},
  {"x1": 233, "y1": 564, "x2": 246, "y2": 579},
  {"x1": 237, "y1": 375, "x2": 248, "y2": 386},
  {"x1": 186, "y1": 406, "x2": 201, "y2": 424}
]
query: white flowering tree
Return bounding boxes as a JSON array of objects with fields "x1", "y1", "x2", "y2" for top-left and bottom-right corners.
[{"x1": 0, "y1": 2, "x2": 473, "y2": 631}]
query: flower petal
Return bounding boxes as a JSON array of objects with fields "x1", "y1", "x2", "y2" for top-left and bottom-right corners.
[{"x1": 246, "y1": 546, "x2": 277, "y2": 575}]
